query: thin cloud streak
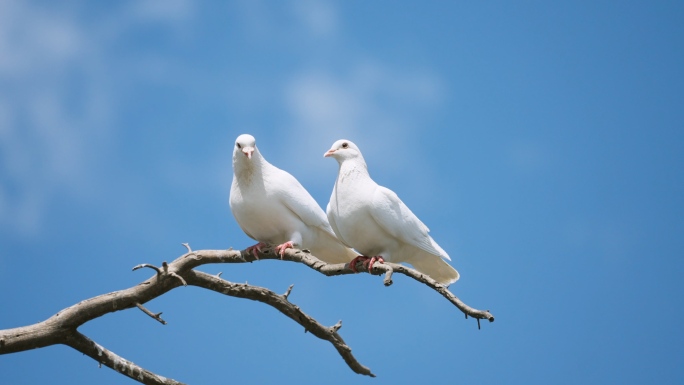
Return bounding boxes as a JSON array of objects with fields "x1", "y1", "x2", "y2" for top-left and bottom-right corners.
[
  {"x1": 0, "y1": 1, "x2": 193, "y2": 234},
  {"x1": 283, "y1": 62, "x2": 445, "y2": 187}
]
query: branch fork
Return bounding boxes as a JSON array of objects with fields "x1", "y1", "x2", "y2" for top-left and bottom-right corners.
[
  {"x1": 282, "y1": 284, "x2": 294, "y2": 301},
  {"x1": 1, "y1": 244, "x2": 493, "y2": 384},
  {"x1": 135, "y1": 303, "x2": 167, "y2": 325}
]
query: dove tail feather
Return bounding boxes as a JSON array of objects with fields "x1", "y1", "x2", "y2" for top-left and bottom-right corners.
[
  {"x1": 407, "y1": 254, "x2": 460, "y2": 286},
  {"x1": 310, "y1": 231, "x2": 359, "y2": 263},
  {"x1": 310, "y1": 245, "x2": 358, "y2": 264},
  {"x1": 308, "y1": 231, "x2": 359, "y2": 264},
  {"x1": 429, "y1": 237, "x2": 451, "y2": 261}
]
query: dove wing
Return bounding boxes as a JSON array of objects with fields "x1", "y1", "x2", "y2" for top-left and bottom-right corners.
[
  {"x1": 370, "y1": 186, "x2": 450, "y2": 260},
  {"x1": 274, "y1": 169, "x2": 338, "y2": 237},
  {"x1": 326, "y1": 201, "x2": 352, "y2": 247},
  {"x1": 229, "y1": 177, "x2": 259, "y2": 241}
]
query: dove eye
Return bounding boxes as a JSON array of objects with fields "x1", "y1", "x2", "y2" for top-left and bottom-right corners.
[
  {"x1": 236, "y1": 143, "x2": 242, "y2": 149},
  {"x1": 341, "y1": 142, "x2": 349, "y2": 149}
]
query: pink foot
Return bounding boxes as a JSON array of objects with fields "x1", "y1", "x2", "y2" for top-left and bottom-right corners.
[
  {"x1": 365, "y1": 256, "x2": 385, "y2": 274},
  {"x1": 245, "y1": 242, "x2": 267, "y2": 259},
  {"x1": 274, "y1": 241, "x2": 295, "y2": 259},
  {"x1": 348, "y1": 255, "x2": 370, "y2": 273}
]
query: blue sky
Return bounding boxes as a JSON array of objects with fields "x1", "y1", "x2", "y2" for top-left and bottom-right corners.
[{"x1": 1, "y1": 1, "x2": 683, "y2": 384}]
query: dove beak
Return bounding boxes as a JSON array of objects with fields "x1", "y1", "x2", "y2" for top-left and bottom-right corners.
[
  {"x1": 242, "y1": 147, "x2": 255, "y2": 159},
  {"x1": 323, "y1": 149, "x2": 335, "y2": 157}
]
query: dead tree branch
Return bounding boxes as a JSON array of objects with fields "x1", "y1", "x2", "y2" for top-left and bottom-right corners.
[
  {"x1": 185, "y1": 271, "x2": 374, "y2": 377},
  {"x1": 0, "y1": 243, "x2": 493, "y2": 384},
  {"x1": 181, "y1": 247, "x2": 495, "y2": 322},
  {"x1": 135, "y1": 303, "x2": 167, "y2": 325},
  {"x1": 63, "y1": 331, "x2": 185, "y2": 385}
]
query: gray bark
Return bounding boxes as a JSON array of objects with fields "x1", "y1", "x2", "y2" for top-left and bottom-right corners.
[{"x1": 0, "y1": 244, "x2": 494, "y2": 384}]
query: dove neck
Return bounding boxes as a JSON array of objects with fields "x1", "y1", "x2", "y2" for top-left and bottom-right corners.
[
  {"x1": 233, "y1": 149, "x2": 269, "y2": 177},
  {"x1": 338, "y1": 158, "x2": 370, "y2": 180}
]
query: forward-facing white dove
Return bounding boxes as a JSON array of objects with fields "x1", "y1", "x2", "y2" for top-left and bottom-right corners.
[
  {"x1": 324, "y1": 139, "x2": 460, "y2": 285},
  {"x1": 230, "y1": 134, "x2": 357, "y2": 264}
]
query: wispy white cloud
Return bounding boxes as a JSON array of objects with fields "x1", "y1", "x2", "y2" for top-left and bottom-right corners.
[
  {"x1": 0, "y1": 0, "x2": 446, "y2": 235},
  {"x1": 0, "y1": 1, "x2": 82, "y2": 76},
  {"x1": 226, "y1": 0, "x2": 447, "y2": 197},
  {"x1": 0, "y1": 1, "x2": 93, "y2": 234},
  {"x1": 292, "y1": 0, "x2": 339, "y2": 38},
  {"x1": 235, "y1": 0, "x2": 339, "y2": 40},
  {"x1": 283, "y1": 62, "x2": 445, "y2": 186},
  {"x1": 129, "y1": 0, "x2": 195, "y2": 23},
  {"x1": 0, "y1": 0, "x2": 192, "y2": 235}
]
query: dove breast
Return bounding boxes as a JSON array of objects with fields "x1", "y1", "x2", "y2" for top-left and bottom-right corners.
[
  {"x1": 325, "y1": 138, "x2": 460, "y2": 285},
  {"x1": 230, "y1": 174, "x2": 307, "y2": 246},
  {"x1": 230, "y1": 134, "x2": 358, "y2": 264}
]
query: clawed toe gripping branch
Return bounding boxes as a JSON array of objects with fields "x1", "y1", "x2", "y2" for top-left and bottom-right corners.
[{"x1": 0, "y1": 242, "x2": 493, "y2": 384}]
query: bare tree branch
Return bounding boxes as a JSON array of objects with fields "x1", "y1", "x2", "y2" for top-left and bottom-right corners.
[
  {"x1": 185, "y1": 271, "x2": 375, "y2": 377},
  {"x1": 181, "y1": 247, "x2": 495, "y2": 322},
  {"x1": 0, "y1": 243, "x2": 493, "y2": 384},
  {"x1": 282, "y1": 284, "x2": 295, "y2": 300},
  {"x1": 135, "y1": 303, "x2": 167, "y2": 325},
  {"x1": 63, "y1": 331, "x2": 185, "y2": 385},
  {"x1": 132, "y1": 263, "x2": 162, "y2": 275}
]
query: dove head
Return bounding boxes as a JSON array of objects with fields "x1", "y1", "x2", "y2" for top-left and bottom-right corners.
[
  {"x1": 234, "y1": 134, "x2": 257, "y2": 160},
  {"x1": 324, "y1": 139, "x2": 364, "y2": 164}
]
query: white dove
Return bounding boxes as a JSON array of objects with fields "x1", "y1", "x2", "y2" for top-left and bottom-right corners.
[
  {"x1": 324, "y1": 139, "x2": 460, "y2": 285},
  {"x1": 230, "y1": 134, "x2": 358, "y2": 264}
]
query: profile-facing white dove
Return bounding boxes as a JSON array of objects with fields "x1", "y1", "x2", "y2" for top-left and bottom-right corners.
[
  {"x1": 324, "y1": 139, "x2": 460, "y2": 285},
  {"x1": 230, "y1": 134, "x2": 358, "y2": 264}
]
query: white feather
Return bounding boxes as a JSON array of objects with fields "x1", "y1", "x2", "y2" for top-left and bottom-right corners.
[
  {"x1": 230, "y1": 134, "x2": 357, "y2": 264},
  {"x1": 325, "y1": 139, "x2": 460, "y2": 285}
]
